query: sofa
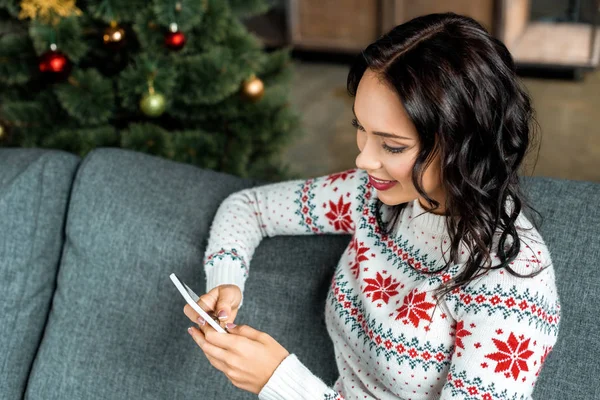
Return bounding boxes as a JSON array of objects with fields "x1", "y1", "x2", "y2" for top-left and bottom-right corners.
[{"x1": 0, "y1": 147, "x2": 598, "y2": 400}]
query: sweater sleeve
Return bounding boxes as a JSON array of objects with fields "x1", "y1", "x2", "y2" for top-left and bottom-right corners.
[
  {"x1": 258, "y1": 354, "x2": 345, "y2": 400},
  {"x1": 440, "y1": 241, "x2": 561, "y2": 399},
  {"x1": 203, "y1": 169, "x2": 369, "y2": 306}
]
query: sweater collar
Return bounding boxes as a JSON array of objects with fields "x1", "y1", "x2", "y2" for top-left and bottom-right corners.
[{"x1": 407, "y1": 199, "x2": 448, "y2": 235}]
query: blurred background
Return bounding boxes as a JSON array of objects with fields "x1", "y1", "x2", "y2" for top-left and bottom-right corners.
[
  {"x1": 248, "y1": 0, "x2": 600, "y2": 182},
  {"x1": 1, "y1": 0, "x2": 598, "y2": 182}
]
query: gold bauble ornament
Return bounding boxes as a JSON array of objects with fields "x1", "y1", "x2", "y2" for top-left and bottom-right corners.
[
  {"x1": 0, "y1": 121, "x2": 10, "y2": 143},
  {"x1": 140, "y1": 86, "x2": 166, "y2": 118},
  {"x1": 241, "y1": 74, "x2": 264, "y2": 102},
  {"x1": 103, "y1": 21, "x2": 126, "y2": 47}
]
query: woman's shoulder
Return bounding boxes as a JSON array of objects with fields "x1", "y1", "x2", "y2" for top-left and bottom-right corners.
[
  {"x1": 462, "y1": 211, "x2": 560, "y2": 311},
  {"x1": 488, "y1": 211, "x2": 553, "y2": 277},
  {"x1": 445, "y1": 216, "x2": 560, "y2": 335},
  {"x1": 447, "y1": 210, "x2": 559, "y2": 308},
  {"x1": 298, "y1": 168, "x2": 370, "y2": 197}
]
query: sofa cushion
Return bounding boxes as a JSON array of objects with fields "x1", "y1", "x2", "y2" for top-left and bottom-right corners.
[
  {"x1": 521, "y1": 176, "x2": 600, "y2": 400},
  {"x1": 23, "y1": 146, "x2": 599, "y2": 400},
  {"x1": 0, "y1": 149, "x2": 80, "y2": 399},
  {"x1": 26, "y1": 148, "x2": 350, "y2": 400},
  {"x1": 25, "y1": 148, "x2": 266, "y2": 399}
]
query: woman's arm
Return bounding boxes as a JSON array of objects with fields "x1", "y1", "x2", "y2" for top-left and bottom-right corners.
[
  {"x1": 258, "y1": 354, "x2": 345, "y2": 400},
  {"x1": 440, "y1": 254, "x2": 560, "y2": 399},
  {"x1": 203, "y1": 169, "x2": 370, "y2": 306}
]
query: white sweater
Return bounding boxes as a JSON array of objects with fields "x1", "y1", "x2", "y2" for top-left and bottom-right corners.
[{"x1": 204, "y1": 168, "x2": 560, "y2": 400}]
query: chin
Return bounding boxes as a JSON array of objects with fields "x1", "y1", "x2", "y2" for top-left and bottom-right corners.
[{"x1": 377, "y1": 191, "x2": 415, "y2": 206}]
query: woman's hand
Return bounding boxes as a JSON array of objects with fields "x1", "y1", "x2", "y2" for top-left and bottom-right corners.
[
  {"x1": 187, "y1": 323, "x2": 290, "y2": 395},
  {"x1": 183, "y1": 284, "x2": 241, "y2": 328}
]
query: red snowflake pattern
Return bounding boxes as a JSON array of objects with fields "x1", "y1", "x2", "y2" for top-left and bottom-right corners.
[
  {"x1": 451, "y1": 320, "x2": 472, "y2": 350},
  {"x1": 395, "y1": 288, "x2": 435, "y2": 328},
  {"x1": 362, "y1": 272, "x2": 401, "y2": 304},
  {"x1": 349, "y1": 238, "x2": 370, "y2": 279},
  {"x1": 485, "y1": 332, "x2": 534, "y2": 380},
  {"x1": 325, "y1": 196, "x2": 354, "y2": 232},
  {"x1": 325, "y1": 170, "x2": 355, "y2": 184},
  {"x1": 536, "y1": 345, "x2": 553, "y2": 376}
]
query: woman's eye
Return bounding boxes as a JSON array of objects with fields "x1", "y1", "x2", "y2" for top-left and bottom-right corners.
[
  {"x1": 351, "y1": 118, "x2": 365, "y2": 131},
  {"x1": 383, "y1": 144, "x2": 406, "y2": 154},
  {"x1": 353, "y1": 118, "x2": 405, "y2": 154}
]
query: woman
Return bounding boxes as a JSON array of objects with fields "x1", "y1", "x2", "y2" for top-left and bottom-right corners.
[{"x1": 184, "y1": 12, "x2": 560, "y2": 400}]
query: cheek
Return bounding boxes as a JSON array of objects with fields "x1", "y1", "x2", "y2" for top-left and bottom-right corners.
[{"x1": 387, "y1": 157, "x2": 414, "y2": 182}]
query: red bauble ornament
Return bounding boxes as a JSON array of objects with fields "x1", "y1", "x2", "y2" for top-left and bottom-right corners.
[
  {"x1": 38, "y1": 46, "x2": 72, "y2": 83},
  {"x1": 165, "y1": 23, "x2": 186, "y2": 51}
]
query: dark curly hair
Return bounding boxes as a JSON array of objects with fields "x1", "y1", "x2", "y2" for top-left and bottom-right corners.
[{"x1": 347, "y1": 12, "x2": 543, "y2": 298}]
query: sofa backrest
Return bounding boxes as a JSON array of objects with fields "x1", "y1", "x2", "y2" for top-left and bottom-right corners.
[
  {"x1": 11, "y1": 148, "x2": 600, "y2": 400},
  {"x1": 520, "y1": 176, "x2": 600, "y2": 400},
  {"x1": 0, "y1": 149, "x2": 80, "y2": 399},
  {"x1": 24, "y1": 148, "x2": 264, "y2": 400}
]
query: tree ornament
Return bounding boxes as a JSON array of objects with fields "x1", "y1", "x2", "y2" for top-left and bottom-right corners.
[
  {"x1": 38, "y1": 43, "x2": 72, "y2": 83},
  {"x1": 140, "y1": 90, "x2": 166, "y2": 117},
  {"x1": 241, "y1": 74, "x2": 264, "y2": 102},
  {"x1": 19, "y1": 0, "x2": 82, "y2": 24},
  {"x1": 165, "y1": 23, "x2": 186, "y2": 51},
  {"x1": 0, "y1": 122, "x2": 7, "y2": 142},
  {"x1": 140, "y1": 77, "x2": 166, "y2": 117},
  {"x1": 103, "y1": 20, "x2": 126, "y2": 49}
]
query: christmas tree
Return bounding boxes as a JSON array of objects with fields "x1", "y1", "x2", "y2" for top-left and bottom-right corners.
[{"x1": 0, "y1": 0, "x2": 301, "y2": 180}]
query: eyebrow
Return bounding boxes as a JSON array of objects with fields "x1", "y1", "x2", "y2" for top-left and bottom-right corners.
[{"x1": 352, "y1": 104, "x2": 413, "y2": 141}]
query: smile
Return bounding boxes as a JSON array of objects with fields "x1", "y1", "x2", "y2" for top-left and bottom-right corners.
[{"x1": 368, "y1": 175, "x2": 397, "y2": 190}]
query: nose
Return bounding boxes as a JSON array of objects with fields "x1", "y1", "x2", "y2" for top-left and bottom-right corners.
[{"x1": 355, "y1": 138, "x2": 382, "y2": 171}]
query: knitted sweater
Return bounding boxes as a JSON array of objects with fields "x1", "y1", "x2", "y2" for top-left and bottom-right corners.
[{"x1": 203, "y1": 168, "x2": 560, "y2": 400}]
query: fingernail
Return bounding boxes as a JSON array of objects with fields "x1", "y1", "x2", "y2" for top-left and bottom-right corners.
[
  {"x1": 187, "y1": 327, "x2": 193, "y2": 335},
  {"x1": 226, "y1": 323, "x2": 236, "y2": 329},
  {"x1": 218, "y1": 310, "x2": 228, "y2": 320},
  {"x1": 197, "y1": 317, "x2": 205, "y2": 325}
]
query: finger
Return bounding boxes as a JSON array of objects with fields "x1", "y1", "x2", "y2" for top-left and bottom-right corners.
[
  {"x1": 225, "y1": 324, "x2": 265, "y2": 342},
  {"x1": 183, "y1": 303, "x2": 199, "y2": 323},
  {"x1": 188, "y1": 327, "x2": 229, "y2": 371},
  {"x1": 197, "y1": 314, "x2": 221, "y2": 335},
  {"x1": 215, "y1": 284, "x2": 243, "y2": 323},
  {"x1": 204, "y1": 327, "x2": 243, "y2": 351},
  {"x1": 205, "y1": 353, "x2": 228, "y2": 374},
  {"x1": 183, "y1": 290, "x2": 220, "y2": 326},
  {"x1": 214, "y1": 300, "x2": 234, "y2": 324},
  {"x1": 183, "y1": 305, "x2": 218, "y2": 331},
  {"x1": 188, "y1": 326, "x2": 229, "y2": 361},
  {"x1": 198, "y1": 291, "x2": 219, "y2": 314}
]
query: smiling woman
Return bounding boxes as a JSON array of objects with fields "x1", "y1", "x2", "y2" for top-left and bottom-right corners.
[
  {"x1": 191, "y1": 12, "x2": 560, "y2": 400},
  {"x1": 346, "y1": 12, "x2": 541, "y2": 298},
  {"x1": 352, "y1": 69, "x2": 445, "y2": 213}
]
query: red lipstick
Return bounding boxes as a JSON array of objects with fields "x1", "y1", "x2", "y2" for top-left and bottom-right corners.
[{"x1": 368, "y1": 175, "x2": 397, "y2": 191}]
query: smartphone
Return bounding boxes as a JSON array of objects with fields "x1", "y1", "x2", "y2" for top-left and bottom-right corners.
[{"x1": 169, "y1": 273, "x2": 228, "y2": 333}]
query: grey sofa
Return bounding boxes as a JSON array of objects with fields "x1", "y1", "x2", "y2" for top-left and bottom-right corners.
[{"x1": 0, "y1": 147, "x2": 598, "y2": 400}]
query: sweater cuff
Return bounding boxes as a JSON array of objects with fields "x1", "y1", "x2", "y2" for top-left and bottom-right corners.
[
  {"x1": 258, "y1": 354, "x2": 332, "y2": 400},
  {"x1": 204, "y1": 259, "x2": 247, "y2": 308}
]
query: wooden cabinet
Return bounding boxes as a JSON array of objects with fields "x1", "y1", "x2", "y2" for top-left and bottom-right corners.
[
  {"x1": 288, "y1": 0, "x2": 381, "y2": 52},
  {"x1": 496, "y1": 0, "x2": 600, "y2": 71},
  {"x1": 286, "y1": 0, "x2": 599, "y2": 73},
  {"x1": 381, "y1": 0, "x2": 496, "y2": 34},
  {"x1": 288, "y1": 0, "x2": 496, "y2": 53}
]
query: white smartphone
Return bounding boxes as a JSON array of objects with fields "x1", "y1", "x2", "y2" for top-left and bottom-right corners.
[{"x1": 170, "y1": 273, "x2": 228, "y2": 333}]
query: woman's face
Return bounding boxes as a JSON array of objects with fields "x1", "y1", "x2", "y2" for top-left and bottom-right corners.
[{"x1": 354, "y1": 69, "x2": 445, "y2": 212}]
